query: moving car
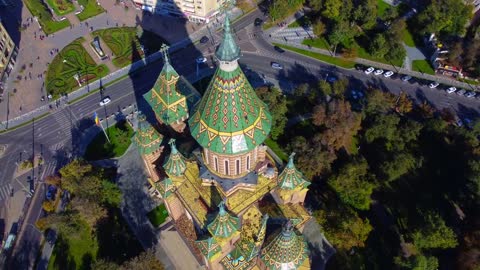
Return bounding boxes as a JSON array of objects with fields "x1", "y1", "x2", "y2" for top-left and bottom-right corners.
[
  {"x1": 273, "y1": 46, "x2": 285, "y2": 53},
  {"x1": 196, "y1": 57, "x2": 207, "y2": 64},
  {"x1": 374, "y1": 69, "x2": 384, "y2": 75},
  {"x1": 364, "y1": 67, "x2": 375, "y2": 74},
  {"x1": 401, "y1": 75, "x2": 412, "y2": 82},
  {"x1": 428, "y1": 82, "x2": 440, "y2": 88},
  {"x1": 383, "y1": 71, "x2": 394, "y2": 78},
  {"x1": 464, "y1": 91, "x2": 476, "y2": 98},
  {"x1": 271, "y1": 62, "x2": 283, "y2": 69},
  {"x1": 200, "y1": 36, "x2": 209, "y2": 44},
  {"x1": 99, "y1": 97, "x2": 111, "y2": 106},
  {"x1": 446, "y1": 87, "x2": 457, "y2": 94}
]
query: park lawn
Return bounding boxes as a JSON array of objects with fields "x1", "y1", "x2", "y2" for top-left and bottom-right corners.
[
  {"x1": 46, "y1": 0, "x2": 75, "y2": 16},
  {"x1": 84, "y1": 120, "x2": 134, "y2": 161},
  {"x1": 412, "y1": 59, "x2": 435, "y2": 75},
  {"x1": 355, "y1": 44, "x2": 404, "y2": 67},
  {"x1": 288, "y1": 15, "x2": 310, "y2": 28},
  {"x1": 264, "y1": 138, "x2": 289, "y2": 162},
  {"x1": 93, "y1": 27, "x2": 144, "y2": 68},
  {"x1": 147, "y1": 204, "x2": 169, "y2": 227},
  {"x1": 47, "y1": 222, "x2": 98, "y2": 270},
  {"x1": 46, "y1": 37, "x2": 110, "y2": 98},
  {"x1": 24, "y1": 0, "x2": 70, "y2": 34},
  {"x1": 273, "y1": 43, "x2": 356, "y2": 69},
  {"x1": 76, "y1": 0, "x2": 105, "y2": 21},
  {"x1": 302, "y1": 37, "x2": 330, "y2": 50},
  {"x1": 403, "y1": 28, "x2": 416, "y2": 47},
  {"x1": 377, "y1": 0, "x2": 390, "y2": 17}
]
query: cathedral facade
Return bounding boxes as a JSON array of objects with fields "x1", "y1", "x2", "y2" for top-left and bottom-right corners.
[{"x1": 133, "y1": 12, "x2": 312, "y2": 270}]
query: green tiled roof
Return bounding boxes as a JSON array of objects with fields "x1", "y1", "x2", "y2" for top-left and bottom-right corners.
[
  {"x1": 207, "y1": 201, "x2": 240, "y2": 238},
  {"x1": 188, "y1": 65, "x2": 272, "y2": 155},
  {"x1": 260, "y1": 220, "x2": 309, "y2": 270},
  {"x1": 215, "y1": 15, "x2": 241, "y2": 62},
  {"x1": 278, "y1": 153, "x2": 311, "y2": 190},
  {"x1": 143, "y1": 45, "x2": 188, "y2": 125},
  {"x1": 155, "y1": 178, "x2": 174, "y2": 198},
  {"x1": 163, "y1": 139, "x2": 187, "y2": 177},
  {"x1": 132, "y1": 113, "x2": 163, "y2": 155},
  {"x1": 196, "y1": 237, "x2": 221, "y2": 260}
]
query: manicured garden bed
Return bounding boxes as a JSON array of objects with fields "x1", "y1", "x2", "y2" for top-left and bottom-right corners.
[
  {"x1": 93, "y1": 27, "x2": 144, "y2": 68},
  {"x1": 412, "y1": 59, "x2": 435, "y2": 75},
  {"x1": 24, "y1": 0, "x2": 70, "y2": 34},
  {"x1": 147, "y1": 204, "x2": 169, "y2": 227},
  {"x1": 76, "y1": 0, "x2": 105, "y2": 21},
  {"x1": 46, "y1": 37, "x2": 109, "y2": 98},
  {"x1": 46, "y1": 0, "x2": 75, "y2": 16},
  {"x1": 84, "y1": 120, "x2": 134, "y2": 161}
]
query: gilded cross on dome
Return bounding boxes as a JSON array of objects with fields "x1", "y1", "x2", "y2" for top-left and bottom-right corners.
[{"x1": 160, "y1": 44, "x2": 170, "y2": 64}]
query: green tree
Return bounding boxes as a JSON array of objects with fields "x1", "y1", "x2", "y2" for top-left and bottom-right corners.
[
  {"x1": 385, "y1": 40, "x2": 406, "y2": 64},
  {"x1": 256, "y1": 87, "x2": 288, "y2": 140},
  {"x1": 102, "y1": 180, "x2": 122, "y2": 207},
  {"x1": 121, "y1": 249, "x2": 164, "y2": 270},
  {"x1": 381, "y1": 6, "x2": 398, "y2": 21},
  {"x1": 394, "y1": 254, "x2": 439, "y2": 270},
  {"x1": 364, "y1": 113, "x2": 400, "y2": 144},
  {"x1": 364, "y1": 89, "x2": 396, "y2": 114},
  {"x1": 369, "y1": 33, "x2": 389, "y2": 59},
  {"x1": 412, "y1": 212, "x2": 458, "y2": 250},
  {"x1": 321, "y1": 0, "x2": 342, "y2": 20},
  {"x1": 328, "y1": 20, "x2": 353, "y2": 55},
  {"x1": 313, "y1": 19, "x2": 326, "y2": 37},
  {"x1": 353, "y1": 0, "x2": 377, "y2": 30},
  {"x1": 91, "y1": 259, "x2": 119, "y2": 270},
  {"x1": 328, "y1": 158, "x2": 376, "y2": 210},
  {"x1": 379, "y1": 152, "x2": 419, "y2": 183}
]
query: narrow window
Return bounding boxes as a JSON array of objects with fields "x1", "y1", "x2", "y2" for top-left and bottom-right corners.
[
  {"x1": 246, "y1": 156, "x2": 250, "y2": 170},
  {"x1": 214, "y1": 157, "x2": 218, "y2": 172},
  {"x1": 236, "y1": 160, "x2": 240, "y2": 175},
  {"x1": 225, "y1": 160, "x2": 229, "y2": 175}
]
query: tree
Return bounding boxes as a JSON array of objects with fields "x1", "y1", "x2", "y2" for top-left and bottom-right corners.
[
  {"x1": 59, "y1": 159, "x2": 93, "y2": 180},
  {"x1": 45, "y1": 175, "x2": 62, "y2": 187},
  {"x1": 328, "y1": 158, "x2": 376, "y2": 210},
  {"x1": 293, "y1": 83, "x2": 309, "y2": 98},
  {"x1": 369, "y1": 33, "x2": 389, "y2": 59},
  {"x1": 388, "y1": 19, "x2": 406, "y2": 41},
  {"x1": 256, "y1": 87, "x2": 288, "y2": 140},
  {"x1": 412, "y1": 212, "x2": 458, "y2": 250},
  {"x1": 353, "y1": 0, "x2": 377, "y2": 30},
  {"x1": 317, "y1": 80, "x2": 332, "y2": 98},
  {"x1": 328, "y1": 20, "x2": 353, "y2": 56},
  {"x1": 331, "y1": 78, "x2": 349, "y2": 98},
  {"x1": 381, "y1": 6, "x2": 398, "y2": 21},
  {"x1": 395, "y1": 91, "x2": 413, "y2": 115},
  {"x1": 341, "y1": 47, "x2": 358, "y2": 60},
  {"x1": 42, "y1": 200, "x2": 56, "y2": 212},
  {"x1": 312, "y1": 19, "x2": 326, "y2": 37},
  {"x1": 315, "y1": 206, "x2": 373, "y2": 250},
  {"x1": 365, "y1": 89, "x2": 396, "y2": 114},
  {"x1": 379, "y1": 153, "x2": 419, "y2": 183},
  {"x1": 321, "y1": 0, "x2": 342, "y2": 20},
  {"x1": 71, "y1": 197, "x2": 107, "y2": 227},
  {"x1": 91, "y1": 260, "x2": 119, "y2": 270},
  {"x1": 121, "y1": 249, "x2": 164, "y2": 270},
  {"x1": 364, "y1": 113, "x2": 400, "y2": 144},
  {"x1": 102, "y1": 180, "x2": 122, "y2": 207},
  {"x1": 295, "y1": 138, "x2": 337, "y2": 179},
  {"x1": 394, "y1": 254, "x2": 439, "y2": 270},
  {"x1": 448, "y1": 41, "x2": 463, "y2": 67}
]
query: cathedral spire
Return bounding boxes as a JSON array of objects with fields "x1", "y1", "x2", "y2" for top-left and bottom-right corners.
[
  {"x1": 215, "y1": 14, "x2": 241, "y2": 62},
  {"x1": 207, "y1": 201, "x2": 240, "y2": 238},
  {"x1": 277, "y1": 152, "x2": 311, "y2": 190},
  {"x1": 163, "y1": 139, "x2": 187, "y2": 177}
]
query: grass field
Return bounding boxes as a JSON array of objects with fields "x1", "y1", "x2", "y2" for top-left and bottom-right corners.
[
  {"x1": 76, "y1": 0, "x2": 105, "y2": 21},
  {"x1": 302, "y1": 38, "x2": 330, "y2": 50},
  {"x1": 24, "y1": 0, "x2": 70, "y2": 34},
  {"x1": 377, "y1": 0, "x2": 390, "y2": 17},
  {"x1": 84, "y1": 120, "x2": 134, "y2": 161},
  {"x1": 46, "y1": 37, "x2": 109, "y2": 98},
  {"x1": 403, "y1": 28, "x2": 416, "y2": 47},
  {"x1": 274, "y1": 43, "x2": 356, "y2": 69},
  {"x1": 46, "y1": 0, "x2": 75, "y2": 16},
  {"x1": 412, "y1": 59, "x2": 435, "y2": 75},
  {"x1": 93, "y1": 27, "x2": 144, "y2": 68},
  {"x1": 147, "y1": 204, "x2": 169, "y2": 227}
]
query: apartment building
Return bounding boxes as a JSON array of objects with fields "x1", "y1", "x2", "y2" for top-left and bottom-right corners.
[
  {"x1": 133, "y1": 0, "x2": 224, "y2": 23},
  {"x1": 0, "y1": 18, "x2": 17, "y2": 98}
]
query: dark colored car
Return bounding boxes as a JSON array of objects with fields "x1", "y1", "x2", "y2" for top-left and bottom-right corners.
[
  {"x1": 200, "y1": 36, "x2": 209, "y2": 44},
  {"x1": 273, "y1": 46, "x2": 285, "y2": 53},
  {"x1": 254, "y1": 18, "x2": 263, "y2": 26}
]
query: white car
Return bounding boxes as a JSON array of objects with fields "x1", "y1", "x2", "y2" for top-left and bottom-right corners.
[
  {"x1": 428, "y1": 82, "x2": 440, "y2": 89},
  {"x1": 401, "y1": 75, "x2": 412, "y2": 82},
  {"x1": 374, "y1": 69, "x2": 384, "y2": 75},
  {"x1": 446, "y1": 87, "x2": 457, "y2": 94},
  {"x1": 465, "y1": 91, "x2": 476, "y2": 98},
  {"x1": 456, "y1": 89, "x2": 466, "y2": 96},
  {"x1": 196, "y1": 57, "x2": 207, "y2": 64},
  {"x1": 383, "y1": 71, "x2": 394, "y2": 78},
  {"x1": 99, "y1": 97, "x2": 111, "y2": 106},
  {"x1": 271, "y1": 62, "x2": 283, "y2": 69},
  {"x1": 364, "y1": 67, "x2": 375, "y2": 74}
]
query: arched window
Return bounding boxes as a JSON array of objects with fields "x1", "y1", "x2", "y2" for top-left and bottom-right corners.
[
  {"x1": 246, "y1": 156, "x2": 250, "y2": 170},
  {"x1": 225, "y1": 160, "x2": 229, "y2": 175},
  {"x1": 214, "y1": 156, "x2": 218, "y2": 172},
  {"x1": 236, "y1": 160, "x2": 240, "y2": 175}
]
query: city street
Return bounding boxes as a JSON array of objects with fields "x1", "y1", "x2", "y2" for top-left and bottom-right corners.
[{"x1": 0, "y1": 7, "x2": 480, "y2": 269}]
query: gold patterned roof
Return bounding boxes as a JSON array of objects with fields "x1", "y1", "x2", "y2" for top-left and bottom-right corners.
[
  {"x1": 278, "y1": 153, "x2": 310, "y2": 190},
  {"x1": 207, "y1": 201, "x2": 240, "y2": 239},
  {"x1": 163, "y1": 139, "x2": 187, "y2": 177}
]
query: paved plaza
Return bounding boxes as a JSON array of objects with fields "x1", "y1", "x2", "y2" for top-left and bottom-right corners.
[{"x1": 0, "y1": 0, "x2": 206, "y2": 122}]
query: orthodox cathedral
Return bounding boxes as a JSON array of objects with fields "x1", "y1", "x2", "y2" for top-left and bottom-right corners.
[{"x1": 132, "y1": 11, "x2": 312, "y2": 270}]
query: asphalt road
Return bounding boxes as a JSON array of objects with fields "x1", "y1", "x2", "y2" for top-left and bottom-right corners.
[{"x1": 1, "y1": 8, "x2": 480, "y2": 268}]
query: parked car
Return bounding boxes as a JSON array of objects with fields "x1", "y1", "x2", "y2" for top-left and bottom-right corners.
[
  {"x1": 446, "y1": 87, "x2": 457, "y2": 94},
  {"x1": 196, "y1": 57, "x2": 207, "y2": 64},
  {"x1": 271, "y1": 62, "x2": 283, "y2": 69},
  {"x1": 273, "y1": 46, "x2": 285, "y2": 53},
  {"x1": 254, "y1": 18, "x2": 263, "y2": 26},
  {"x1": 374, "y1": 69, "x2": 384, "y2": 75},
  {"x1": 99, "y1": 97, "x2": 111, "y2": 106},
  {"x1": 383, "y1": 71, "x2": 394, "y2": 78},
  {"x1": 401, "y1": 75, "x2": 412, "y2": 82},
  {"x1": 364, "y1": 67, "x2": 375, "y2": 74},
  {"x1": 456, "y1": 89, "x2": 466, "y2": 96},
  {"x1": 326, "y1": 76, "x2": 338, "y2": 83},
  {"x1": 200, "y1": 36, "x2": 209, "y2": 44},
  {"x1": 465, "y1": 91, "x2": 476, "y2": 98},
  {"x1": 428, "y1": 82, "x2": 440, "y2": 89}
]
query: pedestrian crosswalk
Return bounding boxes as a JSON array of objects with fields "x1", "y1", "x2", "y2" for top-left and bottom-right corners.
[{"x1": 0, "y1": 183, "x2": 12, "y2": 202}]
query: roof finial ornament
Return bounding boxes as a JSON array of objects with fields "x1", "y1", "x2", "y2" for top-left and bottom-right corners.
[
  {"x1": 282, "y1": 219, "x2": 294, "y2": 236},
  {"x1": 218, "y1": 200, "x2": 226, "y2": 215},
  {"x1": 168, "y1": 138, "x2": 178, "y2": 154},
  {"x1": 160, "y1": 43, "x2": 170, "y2": 65},
  {"x1": 287, "y1": 152, "x2": 296, "y2": 167}
]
